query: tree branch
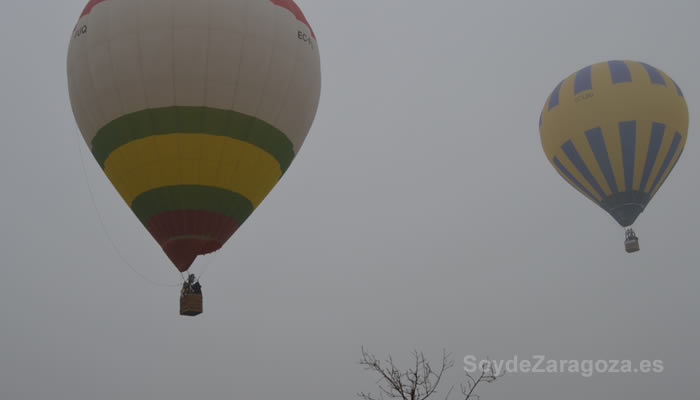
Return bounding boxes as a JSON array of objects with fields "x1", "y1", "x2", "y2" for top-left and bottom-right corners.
[{"x1": 359, "y1": 348, "x2": 454, "y2": 400}]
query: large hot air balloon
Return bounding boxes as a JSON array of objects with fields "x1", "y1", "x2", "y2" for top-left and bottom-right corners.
[
  {"x1": 67, "y1": 0, "x2": 321, "y2": 314},
  {"x1": 539, "y1": 60, "x2": 688, "y2": 253}
]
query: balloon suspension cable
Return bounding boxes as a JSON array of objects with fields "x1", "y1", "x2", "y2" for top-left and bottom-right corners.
[
  {"x1": 195, "y1": 255, "x2": 218, "y2": 282},
  {"x1": 74, "y1": 130, "x2": 181, "y2": 288}
]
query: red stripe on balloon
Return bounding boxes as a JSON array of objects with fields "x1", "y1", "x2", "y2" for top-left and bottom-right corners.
[
  {"x1": 145, "y1": 210, "x2": 240, "y2": 272},
  {"x1": 146, "y1": 209, "x2": 240, "y2": 246},
  {"x1": 270, "y1": 0, "x2": 316, "y2": 38},
  {"x1": 163, "y1": 238, "x2": 221, "y2": 272},
  {"x1": 79, "y1": 0, "x2": 108, "y2": 18}
]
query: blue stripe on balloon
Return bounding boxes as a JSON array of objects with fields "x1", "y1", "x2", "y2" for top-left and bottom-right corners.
[
  {"x1": 539, "y1": 112, "x2": 543, "y2": 127},
  {"x1": 585, "y1": 127, "x2": 618, "y2": 193},
  {"x1": 574, "y1": 65, "x2": 593, "y2": 94},
  {"x1": 639, "y1": 122, "x2": 665, "y2": 192},
  {"x1": 671, "y1": 79, "x2": 684, "y2": 97},
  {"x1": 619, "y1": 121, "x2": 636, "y2": 191},
  {"x1": 640, "y1": 62, "x2": 666, "y2": 85},
  {"x1": 552, "y1": 156, "x2": 597, "y2": 202},
  {"x1": 561, "y1": 140, "x2": 606, "y2": 198},
  {"x1": 649, "y1": 132, "x2": 682, "y2": 194},
  {"x1": 548, "y1": 80, "x2": 564, "y2": 110},
  {"x1": 608, "y1": 60, "x2": 632, "y2": 84}
]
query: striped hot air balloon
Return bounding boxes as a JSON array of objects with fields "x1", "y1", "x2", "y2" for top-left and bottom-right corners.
[
  {"x1": 539, "y1": 60, "x2": 689, "y2": 252},
  {"x1": 67, "y1": 0, "x2": 321, "y2": 272}
]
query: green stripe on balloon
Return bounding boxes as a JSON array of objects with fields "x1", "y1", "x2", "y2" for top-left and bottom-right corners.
[
  {"x1": 131, "y1": 185, "x2": 255, "y2": 226},
  {"x1": 91, "y1": 106, "x2": 296, "y2": 172}
]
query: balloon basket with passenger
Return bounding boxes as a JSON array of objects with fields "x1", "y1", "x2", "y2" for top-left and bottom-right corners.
[
  {"x1": 624, "y1": 228, "x2": 640, "y2": 253},
  {"x1": 180, "y1": 274, "x2": 203, "y2": 316}
]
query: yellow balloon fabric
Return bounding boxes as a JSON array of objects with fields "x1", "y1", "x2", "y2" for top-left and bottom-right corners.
[{"x1": 539, "y1": 60, "x2": 689, "y2": 227}]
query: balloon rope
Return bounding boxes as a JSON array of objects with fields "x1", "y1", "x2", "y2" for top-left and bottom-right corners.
[
  {"x1": 194, "y1": 251, "x2": 220, "y2": 282},
  {"x1": 74, "y1": 130, "x2": 182, "y2": 288}
]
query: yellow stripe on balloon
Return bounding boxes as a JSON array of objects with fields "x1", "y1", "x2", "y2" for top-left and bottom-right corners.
[{"x1": 103, "y1": 133, "x2": 282, "y2": 207}]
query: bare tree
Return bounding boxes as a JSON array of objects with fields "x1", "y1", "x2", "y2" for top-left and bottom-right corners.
[
  {"x1": 458, "y1": 358, "x2": 501, "y2": 400},
  {"x1": 358, "y1": 347, "x2": 502, "y2": 400}
]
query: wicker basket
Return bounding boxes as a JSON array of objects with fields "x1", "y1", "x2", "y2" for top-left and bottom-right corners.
[
  {"x1": 625, "y1": 238, "x2": 640, "y2": 253},
  {"x1": 180, "y1": 294, "x2": 203, "y2": 316}
]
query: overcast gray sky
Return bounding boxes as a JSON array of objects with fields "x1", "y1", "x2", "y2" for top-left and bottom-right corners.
[{"x1": 1, "y1": 0, "x2": 699, "y2": 399}]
